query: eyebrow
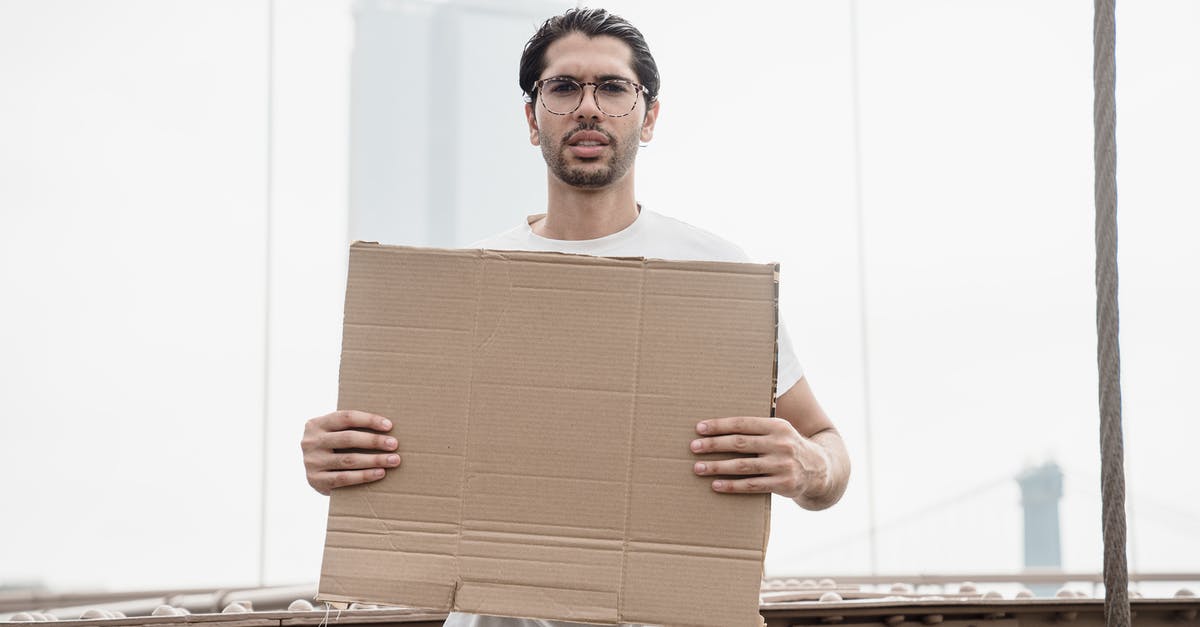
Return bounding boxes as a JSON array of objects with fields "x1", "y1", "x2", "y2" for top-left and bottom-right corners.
[{"x1": 546, "y1": 73, "x2": 638, "y2": 83}]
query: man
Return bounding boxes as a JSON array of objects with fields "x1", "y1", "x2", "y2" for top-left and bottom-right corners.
[{"x1": 301, "y1": 8, "x2": 850, "y2": 627}]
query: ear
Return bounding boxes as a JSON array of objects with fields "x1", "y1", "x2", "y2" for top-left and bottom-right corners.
[
  {"x1": 525, "y1": 102, "x2": 540, "y2": 146},
  {"x1": 640, "y1": 98, "x2": 660, "y2": 143}
]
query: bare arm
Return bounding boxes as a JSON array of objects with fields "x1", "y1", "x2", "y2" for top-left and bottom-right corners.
[{"x1": 691, "y1": 376, "x2": 851, "y2": 511}]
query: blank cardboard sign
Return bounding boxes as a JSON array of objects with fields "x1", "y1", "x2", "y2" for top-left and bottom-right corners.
[{"x1": 318, "y1": 244, "x2": 778, "y2": 626}]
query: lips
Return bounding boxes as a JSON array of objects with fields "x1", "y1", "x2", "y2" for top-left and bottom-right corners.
[
  {"x1": 566, "y1": 129, "x2": 610, "y2": 159},
  {"x1": 567, "y1": 130, "x2": 610, "y2": 146}
]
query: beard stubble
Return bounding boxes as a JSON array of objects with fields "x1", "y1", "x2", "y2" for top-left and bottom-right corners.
[{"x1": 541, "y1": 122, "x2": 640, "y2": 188}]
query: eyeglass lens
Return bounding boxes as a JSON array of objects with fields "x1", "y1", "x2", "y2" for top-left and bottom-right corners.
[{"x1": 539, "y1": 79, "x2": 640, "y2": 116}]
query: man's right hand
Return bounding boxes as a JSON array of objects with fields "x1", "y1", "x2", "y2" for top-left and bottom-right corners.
[{"x1": 301, "y1": 410, "x2": 401, "y2": 495}]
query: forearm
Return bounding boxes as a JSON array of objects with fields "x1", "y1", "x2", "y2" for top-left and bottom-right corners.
[{"x1": 792, "y1": 428, "x2": 850, "y2": 511}]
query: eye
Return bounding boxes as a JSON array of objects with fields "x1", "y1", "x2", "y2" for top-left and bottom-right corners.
[
  {"x1": 545, "y1": 79, "x2": 580, "y2": 94},
  {"x1": 598, "y1": 81, "x2": 634, "y2": 95}
]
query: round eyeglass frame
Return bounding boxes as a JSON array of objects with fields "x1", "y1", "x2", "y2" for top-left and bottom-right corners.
[{"x1": 531, "y1": 77, "x2": 649, "y2": 118}]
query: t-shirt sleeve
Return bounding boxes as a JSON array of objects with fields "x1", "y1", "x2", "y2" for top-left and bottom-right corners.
[
  {"x1": 776, "y1": 318, "x2": 804, "y2": 399},
  {"x1": 691, "y1": 233, "x2": 803, "y2": 399}
]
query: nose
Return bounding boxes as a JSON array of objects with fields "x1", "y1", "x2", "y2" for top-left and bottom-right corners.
[{"x1": 573, "y1": 84, "x2": 603, "y2": 120}]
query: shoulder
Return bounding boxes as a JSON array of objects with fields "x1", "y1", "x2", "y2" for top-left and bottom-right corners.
[
  {"x1": 469, "y1": 222, "x2": 530, "y2": 250},
  {"x1": 637, "y1": 209, "x2": 752, "y2": 263}
]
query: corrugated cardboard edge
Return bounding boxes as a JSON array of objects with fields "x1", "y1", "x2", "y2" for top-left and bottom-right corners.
[
  {"x1": 757, "y1": 262, "x2": 781, "y2": 627},
  {"x1": 770, "y1": 263, "x2": 781, "y2": 419},
  {"x1": 317, "y1": 243, "x2": 780, "y2": 626}
]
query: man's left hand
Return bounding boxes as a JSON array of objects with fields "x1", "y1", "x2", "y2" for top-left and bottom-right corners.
[{"x1": 690, "y1": 416, "x2": 833, "y2": 501}]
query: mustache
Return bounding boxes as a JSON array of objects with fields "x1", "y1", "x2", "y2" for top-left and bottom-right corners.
[{"x1": 562, "y1": 124, "x2": 616, "y2": 145}]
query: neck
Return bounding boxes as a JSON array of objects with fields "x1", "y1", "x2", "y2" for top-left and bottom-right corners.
[{"x1": 535, "y1": 173, "x2": 639, "y2": 240}]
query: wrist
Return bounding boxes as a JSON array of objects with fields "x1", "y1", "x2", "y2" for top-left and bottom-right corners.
[{"x1": 791, "y1": 431, "x2": 846, "y2": 511}]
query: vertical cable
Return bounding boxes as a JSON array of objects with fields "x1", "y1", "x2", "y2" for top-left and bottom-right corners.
[
  {"x1": 848, "y1": 0, "x2": 879, "y2": 575},
  {"x1": 258, "y1": 0, "x2": 276, "y2": 588},
  {"x1": 1093, "y1": 0, "x2": 1129, "y2": 625}
]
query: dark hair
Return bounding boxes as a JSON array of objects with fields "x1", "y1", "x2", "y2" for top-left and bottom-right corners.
[{"x1": 519, "y1": 8, "x2": 660, "y2": 107}]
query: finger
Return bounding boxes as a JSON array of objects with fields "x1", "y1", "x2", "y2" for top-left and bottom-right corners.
[
  {"x1": 693, "y1": 456, "x2": 777, "y2": 477},
  {"x1": 690, "y1": 433, "x2": 770, "y2": 455},
  {"x1": 314, "y1": 451, "x2": 402, "y2": 473},
  {"x1": 313, "y1": 467, "x2": 389, "y2": 494},
  {"x1": 323, "y1": 430, "x2": 398, "y2": 452},
  {"x1": 696, "y1": 416, "x2": 777, "y2": 436},
  {"x1": 315, "y1": 410, "x2": 392, "y2": 433},
  {"x1": 710, "y1": 477, "x2": 777, "y2": 494}
]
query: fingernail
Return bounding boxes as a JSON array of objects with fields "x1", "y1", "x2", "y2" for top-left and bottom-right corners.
[
  {"x1": 694, "y1": 462, "x2": 706, "y2": 474},
  {"x1": 381, "y1": 420, "x2": 393, "y2": 430},
  {"x1": 387, "y1": 455, "x2": 400, "y2": 465},
  {"x1": 385, "y1": 438, "x2": 397, "y2": 449},
  {"x1": 696, "y1": 422, "x2": 709, "y2": 434},
  {"x1": 371, "y1": 468, "x2": 385, "y2": 478},
  {"x1": 712, "y1": 480, "x2": 724, "y2": 491},
  {"x1": 690, "y1": 439, "x2": 702, "y2": 452}
]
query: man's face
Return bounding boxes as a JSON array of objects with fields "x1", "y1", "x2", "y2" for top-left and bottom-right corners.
[{"x1": 525, "y1": 32, "x2": 659, "y2": 189}]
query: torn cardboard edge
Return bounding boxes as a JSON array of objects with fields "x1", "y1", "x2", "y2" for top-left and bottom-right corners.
[{"x1": 318, "y1": 243, "x2": 782, "y2": 626}]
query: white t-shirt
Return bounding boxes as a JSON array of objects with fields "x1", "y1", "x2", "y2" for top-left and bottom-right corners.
[{"x1": 443, "y1": 207, "x2": 803, "y2": 627}]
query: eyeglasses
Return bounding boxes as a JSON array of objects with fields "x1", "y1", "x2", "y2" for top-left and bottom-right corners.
[{"x1": 533, "y1": 77, "x2": 648, "y2": 117}]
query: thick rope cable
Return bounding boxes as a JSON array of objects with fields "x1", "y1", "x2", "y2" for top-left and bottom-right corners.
[{"x1": 1093, "y1": 1, "x2": 1130, "y2": 626}]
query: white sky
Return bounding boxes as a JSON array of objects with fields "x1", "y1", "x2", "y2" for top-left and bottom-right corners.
[{"x1": 0, "y1": 0, "x2": 1197, "y2": 595}]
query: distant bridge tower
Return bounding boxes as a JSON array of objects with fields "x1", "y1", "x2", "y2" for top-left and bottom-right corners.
[{"x1": 1017, "y1": 462, "x2": 1064, "y2": 594}]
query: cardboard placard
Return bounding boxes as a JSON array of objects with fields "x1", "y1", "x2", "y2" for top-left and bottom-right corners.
[{"x1": 318, "y1": 244, "x2": 778, "y2": 626}]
